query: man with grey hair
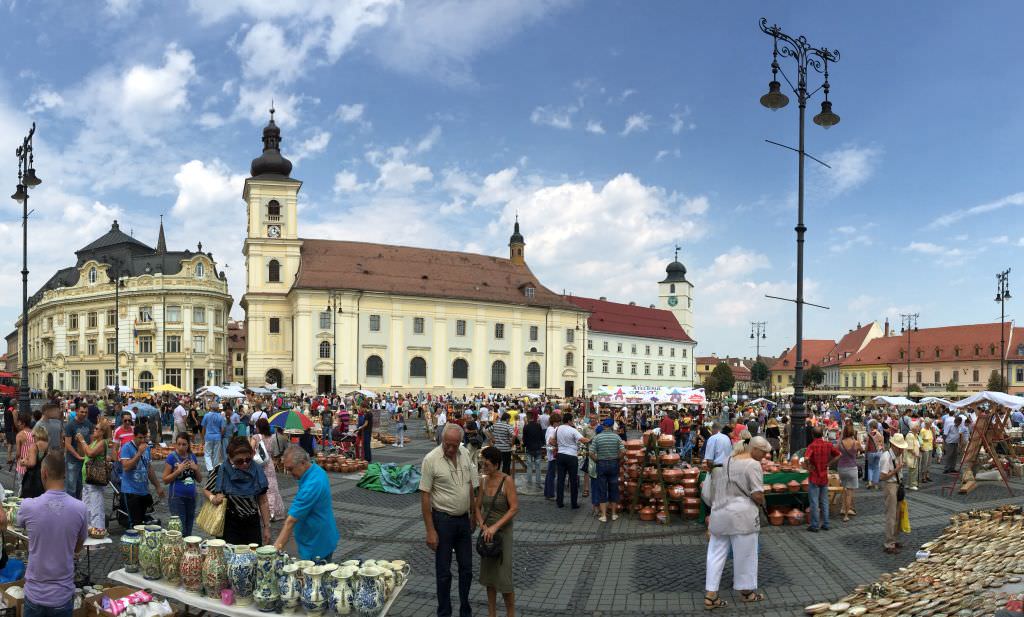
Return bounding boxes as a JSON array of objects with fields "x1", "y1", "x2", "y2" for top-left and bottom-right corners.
[
  {"x1": 273, "y1": 445, "x2": 339, "y2": 561},
  {"x1": 420, "y1": 422, "x2": 478, "y2": 617}
]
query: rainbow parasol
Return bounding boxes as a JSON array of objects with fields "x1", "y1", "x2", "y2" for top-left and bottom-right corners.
[{"x1": 268, "y1": 410, "x2": 317, "y2": 431}]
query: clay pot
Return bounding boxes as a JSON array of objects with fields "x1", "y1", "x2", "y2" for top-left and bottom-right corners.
[
  {"x1": 786, "y1": 508, "x2": 805, "y2": 526},
  {"x1": 641, "y1": 485, "x2": 653, "y2": 498},
  {"x1": 626, "y1": 466, "x2": 640, "y2": 480},
  {"x1": 668, "y1": 485, "x2": 686, "y2": 500},
  {"x1": 787, "y1": 480, "x2": 800, "y2": 493},
  {"x1": 662, "y1": 469, "x2": 683, "y2": 484},
  {"x1": 683, "y1": 488, "x2": 698, "y2": 498},
  {"x1": 659, "y1": 453, "x2": 681, "y2": 467},
  {"x1": 771, "y1": 483, "x2": 787, "y2": 493},
  {"x1": 800, "y1": 478, "x2": 809, "y2": 492},
  {"x1": 768, "y1": 510, "x2": 785, "y2": 526},
  {"x1": 657, "y1": 435, "x2": 676, "y2": 449},
  {"x1": 624, "y1": 439, "x2": 644, "y2": 451},
  {"x1": 639, "y1": 507, "x2": 656, "y2": 521},
  {"x1": 790, "y1": 456, "x2": 801, "y2": 466},
  {"x1": 682, "y1": 507, "x2": 699, "y2": 519},
  {"x1": 681, "y1": 467, "x2": 700, "y2": 480},
  {"x1": 643, "y1": 467, "x2": 659, "y2": 481},
  {"x1": 651, "y1": 484, "x2": 664, "y2": 498}
]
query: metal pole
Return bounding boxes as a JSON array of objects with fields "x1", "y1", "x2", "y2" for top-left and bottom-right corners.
[
  {"x1": 19, "y1": 190, "x2": 29, "y2": 416},
  {"x1": 332, "y1": 293, "x2": 337, "y2": 395},
  {"x1": 791, "y1": 95, "x2": 808, "y2": 453},
  {"x1": 115, "y1": 277, "x2": 119, "y2": 400}
]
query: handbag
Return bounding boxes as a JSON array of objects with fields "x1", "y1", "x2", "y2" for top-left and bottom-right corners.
[
  {"x1": 197, "y1": 497, "x2": 227, "y2": 537},
  {"x1": 891, "y1": 452, "x2": 906, "y2": 502},
  {"x1": 253, "y1": 439, "x2": 269, "y2": 466},
  {"x1": 475, "y1": 477, "x2": 505, "y2": 559},
  {"x1": 85, "y1": 454, "x2": 110, "y2": 486}
]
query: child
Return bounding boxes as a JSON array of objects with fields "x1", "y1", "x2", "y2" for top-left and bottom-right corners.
[{"x1": 13, "y1": 412, "x2": 32, "y2": 495}]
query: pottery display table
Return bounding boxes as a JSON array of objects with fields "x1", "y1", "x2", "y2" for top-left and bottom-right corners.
[
  {"x1": 697, "y1": 470, "x2": 810, "y2": 524},
  {"x1": 7, "y1": 528, "x2": 111, "y2": 586},
  {"x1": 109, "y1": 568, "x2": 407, "y2": 616}
]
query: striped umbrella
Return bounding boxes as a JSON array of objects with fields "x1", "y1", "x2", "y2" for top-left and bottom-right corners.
[{"x1": 268, "y1": 410, "x2": 317, "y2": 431}]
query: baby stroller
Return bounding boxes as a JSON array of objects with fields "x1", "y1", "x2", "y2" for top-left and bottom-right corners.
[{"x1": 109, "y1": 465, "x2": 160, "y2": 529}]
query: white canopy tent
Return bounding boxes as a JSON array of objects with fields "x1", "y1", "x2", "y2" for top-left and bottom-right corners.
[
  {"x1": 748, "y1": 398, "x2": 776, "y2": 405},
  {"x1": 872, "y1": 395, "x2": 917, "y2": 406},
  {"x1": 920, "y1": 396, "x2": 956, "y2": 409},
  {"x1": 200, "y1": 386, "x2": 246, "y2": 399},
  {"x1": 105, "y1": 384, "x2": 133, "y2": 393},
  {"x1": 950, "y1": 390, "x2": 1024, "y2": 411}
]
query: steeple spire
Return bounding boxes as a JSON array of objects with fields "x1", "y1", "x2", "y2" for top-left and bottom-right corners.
[
  {"x1": 249, "y1": 105, "x2": 293, "y2": 178},
  {"x1": 508, "y1": 214, "x2": 525, "y2": 265},
  {"x1": 155, "y1": 215, "x2": 167, "y2": 254}
]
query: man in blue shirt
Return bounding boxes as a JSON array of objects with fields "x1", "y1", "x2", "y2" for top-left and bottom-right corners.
[
  {"x1": 119, "y1": 424, "x2": 164, "y2": 527},
  {"x1": 201, "y1": 409, "x2": 225, "y2": 472},
  {"x1": 1010, "y1": 409, "x2": 1024, "y2": 428},
  {"x1": 273, "y1": 446, "x2": 339, "y2": 561},
  {"x1": 703, "y1": 424, "x2": 733, "y2": 468}
]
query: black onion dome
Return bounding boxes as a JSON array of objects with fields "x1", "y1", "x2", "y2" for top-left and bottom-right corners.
[
  {"x1": 250, "y1": 109, "x2": 293, "y2": 178},
  {"x1": 509, "y1": 219, "x2": 524, "y2": 245},
  {"x1": 661, "y1": 260, "x2": 688, "y2": 283}
]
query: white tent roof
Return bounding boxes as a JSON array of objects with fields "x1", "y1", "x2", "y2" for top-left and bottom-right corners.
[
  {"x1": 920, "y1": 396, "x2": 956, "y2": 409},
  {"x1": 748, "y1": 398, "x2": 776, "y2": 405},
  {"x1": 872, "y1": 396, "x2": 917, "y2": 406},
  {"x1": 950, "y1": 390, "x2": 1024, "y2": 411}
]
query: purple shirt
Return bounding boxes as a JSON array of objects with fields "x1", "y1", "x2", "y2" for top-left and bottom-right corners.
[{"x1": 17, "y1": 490, "x2": 88, "y2": 606}]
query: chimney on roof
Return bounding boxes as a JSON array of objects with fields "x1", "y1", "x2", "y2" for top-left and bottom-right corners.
[
  {"x1": 884, "y1": 317, "x2": 890, "y2": 337},
  {"x1": 599, "y1": 296, "x2": 606, "y2": 301},
  {"x1": 857, "y1": 322, "x2": 862, "y2": 329},
  {"x1": 629, "y1": 301, "x2": 636, "y2": 306},
  {"x1": 649, "y1": 304, "x2": 655, "y2": 308}
]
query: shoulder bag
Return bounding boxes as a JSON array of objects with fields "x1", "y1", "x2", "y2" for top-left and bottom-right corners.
[
  {"x1": 475, "y1": 477, "x2": 506, "y2": 559},
  {"x1": 891, "y1": 451, "x2": 906, "y2": 502},
  {"x1": 196, "y1": 465, "x2": 227, "y2": 537},
  {"x1": 84, "y1": 442, "x2": 110, "y2": 486},
  {"x1": 253, "y1": 437, "x2": 269, "y2": 466}
]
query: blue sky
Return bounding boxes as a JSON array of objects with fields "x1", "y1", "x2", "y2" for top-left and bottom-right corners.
[{"x1": 0, "y1": 1, "x2": 1020, "y2": 359}]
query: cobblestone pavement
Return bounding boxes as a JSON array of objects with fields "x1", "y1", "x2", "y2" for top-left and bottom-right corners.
[{"x1": 4, "y1": 423, "x2": 1020, "y2": 617}]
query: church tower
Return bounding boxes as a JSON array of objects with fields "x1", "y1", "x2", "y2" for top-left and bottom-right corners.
[
  {"x1": 658, "y1": 246, "x2": 694, "y2": 338},
  {"x1": 509, "y1": 216, "x2": 525, "y2": 265},
  {"x1": 241, "y1": 108, "x2": 302, "y2": 388}
]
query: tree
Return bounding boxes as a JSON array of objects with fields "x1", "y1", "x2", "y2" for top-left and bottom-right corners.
[
  {"x1": 750, "y1": 361, "x2": 770, "y2": 386},
  {"x1": 908, "y1": 383, "x2": 922, "y2": 394},
  {"x1": 803, "y1": 364, "x2": 825, "y2": 388},
  {"x1": 946, "y1": 379, "x2": 959, "y2": 393},
  {"x1": 987, "y1": 370, "x2": 1008, "y2": 393},
  {"x1": 708, "y1": 362, "x2": 736, "y2": 396}
]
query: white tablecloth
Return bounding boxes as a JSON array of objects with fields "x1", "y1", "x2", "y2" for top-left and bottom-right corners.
[
  {"x1": 6, "y1": 527, "x2": 112, "y2": 547},
  {"x1": 108, "y1": 568, "x2": 405, "y2": 616}
]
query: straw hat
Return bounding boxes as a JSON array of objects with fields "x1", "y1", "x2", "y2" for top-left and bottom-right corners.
[{"x1": 890, "y1": 433, "x2": 908, "y2": 449}]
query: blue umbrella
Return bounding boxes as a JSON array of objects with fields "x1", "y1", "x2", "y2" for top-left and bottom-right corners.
[{"x1": 127, "y1": 402, "x2": 159, "y2": 418}]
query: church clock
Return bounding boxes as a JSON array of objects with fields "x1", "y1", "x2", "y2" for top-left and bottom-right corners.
[
  {"x1": 667, "y1": 296, "x2": 678, "y2": 307},
  {"x1": 267, "y1": 225, "x2": 281, "y2": 238}
]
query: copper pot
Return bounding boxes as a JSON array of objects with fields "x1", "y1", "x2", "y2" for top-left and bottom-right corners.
[
  {"x1": 662, "y1": 469, "x2": 684, "y2": 484},
  {"x1": 657, "y1": 435, "x2": 675, "y2": 449},
  {"x1": 786, "y1": 508, "x2": 805, "y2": 526},
  {"x1": 668, "y1": 503, "x2": 680, "y2": 513},
  {"x1": 651, "y1": 484, "x2": 664, "y2": 498},
  {"x1": 659, "y1": 452, "x2": 681, "y2": 466},
  {"x1": 626, "y1": 466, "x2": 640, "y2": 480},
  {"x1": 682, "y1": 477, "x2": 698, "y2": 489},
  {"x1": 668, "y1": 485, "x2": 686, "y2": 500},
  {"x1": 771, "y1": 483, "x2": 787, "y2": 493},
  {"x1": 768, "y1": 510, "x2": 785, "y2": 526},
  {"x1": 800, "y1": 478, "x2": 809, "y2": 492},
  {"x1": 641, "y1": 485, "x2": 653, "y2": 498},
  {"x1": 643, "y1": 467, "x2": 659, "y2": 481},
  {"x1": 681, "y1": 467, "x2": 700, "y2": 480},
  {"x1": 639, "y1": 507, "x2": 656, "y2": 521},
  {"x1": 683, "y1": 497, "x2": 700, "y2": 508},
  {"x1": 625, "y1": 439, "x2": 644, "y2": 451},
  {"x1": 684, "y1": 488, "x2": 697, "y2": 498},
  {"x1": 787, "y1": 480, "x2": 801, "y2": 493},
  {"x1": 682, "y1": 507, "x2": 699, "y2": 519}
]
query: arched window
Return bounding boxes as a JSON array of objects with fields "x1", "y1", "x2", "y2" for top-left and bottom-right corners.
[
  {"x1": 139, "y1": 371, "x2": 154, "y2": 391},
  {"x1": 195, "y1": 262, "x2": 204, "y2": 278},
  {"x1": 670, "y1": 283, "x2": 675, "y2": 293},
  {"x1": 410, "y1": 357, "x2": 427, "y2": 378},
  {"x1": 452, "y1": 358, "x2": 468, "y2": 380},
  {"x1": 491, "y1": 360, "x2": 506, "y2": 389},
  {"x1": 268, "y1": 260, "x2": 281, "y2": 283},
  {"x1": 88, "y1": 268, "x2": 97, "y2": 284},
  {"x1": 527, "y1": 362, "x2": 541, "y2": 389},
  {"x1": 366, "y1": 355, "x2": 383, "y2": 377},
  {"x1": 265, "y1": 368, "x2": 283, "y2": 387},
  {"x1": 319, "y1": 341, "x2": 330, "y2": 358},
  {"x1": 267, "y1": 199, "x2": 281, "y2": 217},
  {"x1": 565, "y1": 352, "x2": 574, "y2": 367}
]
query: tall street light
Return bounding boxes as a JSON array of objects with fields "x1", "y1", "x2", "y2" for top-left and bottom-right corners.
[
  {"x1": 12, "y1": 123, "x2": 41, "y2": 417},
  {"x1": 113, "y1": 271, "x2": 126, "y2": 401},
  {"x1": 996, "y1": 269, "x2": 1011, "y2": 391},
  {"x1": 325, "y1": 292, "x2": 343, "y2": 395},
  {"x1": 900, "y1": 313, "x2": 919, "y2": 397},
  {"x1": 750, "y1": 321, "x2": 767, "y2": 395},
  {"x1": 758, "y1": 19, "x2": 840, "y2": 454}
]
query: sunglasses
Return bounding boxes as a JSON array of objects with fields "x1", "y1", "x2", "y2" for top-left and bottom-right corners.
[{"x1": 232, "y1": 457, "x2": 252, "y2": 466}]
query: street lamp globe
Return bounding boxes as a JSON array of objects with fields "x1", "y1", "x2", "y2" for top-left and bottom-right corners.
[
  {"x1": 1004, "y1": 289, "x2": 1011, "y2": 300},
  {"x1": 996, "y1": 293, "x2": 1003, "y2": 302},
  {"x1": 22, "y1": 167, "x2": 41, "y2": 187},
  {"x1": 759, "y1": 80, "x2": 789, "y2": 110},
  {"x1": 813, "y1": 100, "x2": 840, "y2": 128},
  {"x1": 10, "y1": 184, "x2": 27, "y2": 204}
]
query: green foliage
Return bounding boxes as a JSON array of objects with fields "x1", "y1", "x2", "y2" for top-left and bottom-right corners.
[
  {"x1": 707, "y1": 362, "x2": 736, "y2": 394},
  {"x1": 750, "y1": 360, "x2": 770, "y2": 384},
  {"x1": 986, "y1": 370, "x2": 1007, "y2": 393},
  {"x1": 946, "y1": 379, "x2": 959, "y2": 393},
  {"x1": 803, "y1": 364, "x2": 825, "y2": 387}
]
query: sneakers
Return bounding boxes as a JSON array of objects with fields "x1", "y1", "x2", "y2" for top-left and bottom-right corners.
[
  {"x1": 909, "y1": 486, "x2": 918, "y2": 491},
  {"x1": 611, "y1": 513, "x2": 619, "y2": 521},
  {"x1": 598, "y1": 515, "x2": 608, "y2": 523}
]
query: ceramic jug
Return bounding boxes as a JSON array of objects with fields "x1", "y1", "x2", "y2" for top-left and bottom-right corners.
[
  {"x1": 202, "y1": 539, "x2": 229, "y2": 598},
  {"x1": 166, "y1": 515, "x2": 182, "y2": 533},
  {"x1": 252, "y1": 545, "x2": 280, "y2": 612},
  {"x1": 180, "y1": 536, "x2": 204, "y2": 594},
  {"x1": 160, "y1": 530, "x2": 184, "y2": 584},
  {"x1": 227, "y1": 545, "x2": 258, "y2": 606},
  {"x1": 300, "y1": 565, "x2": 328, "y2": 616},
  {"x1": 389, "y1": 560, "x2": 411, "y2": 587},
  {"x1": 293, "y1": 559, "x2": 315, "y2": 597},
  {"x1": 330, "y1": 568, "x2": 355, "y2": 615},
  {"x1": 353, "y1": 566, "x2": 386, "y2": 616},
  {"x1": 120, "y1": 530, "x2": 142, "y2": 573},
  {"x1": 140, "y1": 525, "x2": 164, "y2": 580},
  {"x1": 321, "y1": 563, "x2": 339, "y2": 603},
  {"x1": 278, "y1": 563, "x2": 300, "y2": 609}
]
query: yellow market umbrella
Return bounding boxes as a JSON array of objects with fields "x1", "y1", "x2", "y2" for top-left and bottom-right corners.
[{"x1": 152, "y1": 383, "x2": 186, "y2": 393}]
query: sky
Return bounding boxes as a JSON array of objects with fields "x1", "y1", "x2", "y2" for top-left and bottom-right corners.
[{"x1": 0, "y1": 1, "x2": 1021, "y2": 359}]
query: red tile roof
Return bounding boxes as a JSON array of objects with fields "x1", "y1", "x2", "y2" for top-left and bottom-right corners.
[
  {"x1": 840, "y1": 335, "x2": 907, "y2": 367},
  {"x1": 842, "y1": 322, "x2": 1012, "y2": 365},
  {"x1": 822, "y1": 322, "x2": 876, "y2": 367},
  {"x1": 769, "y1": 340, "x2": 836, "y2": 371},
  {"x1": 293, "y1": 239, "x2": 577, "y2": 310},
  {"x1": 566, "y1": 296, "x2": 695, "y2": 343},
  {"x1": 732, "y1": 365, "x2": 752, "y2": 380}
]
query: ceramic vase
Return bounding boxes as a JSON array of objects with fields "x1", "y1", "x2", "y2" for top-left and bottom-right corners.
[
  {"x1": 300, "y1": 565, "x2": 327, "y2": 616},
  {"x1": 202, "y1": 539, "x2": 229, "y2": 599},
  {"x1": 166, "y1": 515, "x2": 182, "y2": 533},
  {"x1": 353, "y1": 566, "x2": 386, "y2": 616},
  {"x1": 330, "y1": 568, "x2": 355, "y2": 615},
  {"x1": 321, "y1": 563, "x2": 339, "y2": 604},
  {"x1": 180, "y1": 536, "x2": 204, "y2": 593},
  {"x1": 252, "y1": 545, "x2": 280, "y2": 612},
  {"x1": 293, "y1": 559, "x2": 315, "y2": 598},
  {"x1": 278, "y1": 563, "x2": 300, "y2": 609},
  {"x1": 140, "y1": 525, "x2": 163, "y2": 580},
  {"x1": 389, "y1": 560, "x2": 411, "y2": 587},
  {"x1": 120, "y1": 530, "x2": 142, "y2": 573},
  {"x1": 227, "y1": 545, "x2": 258, "y2": 606},
  {"x1": 160, "y1": 530, "x2": 184, "y2": 584}
]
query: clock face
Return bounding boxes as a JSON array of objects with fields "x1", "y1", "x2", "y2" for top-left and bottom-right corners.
[
  {"x1": 667, "y1": 296, "x2": 678, "y2": 307},
  {"x1": 267, "y1": 225, "x2": 281, "y2": 238}
]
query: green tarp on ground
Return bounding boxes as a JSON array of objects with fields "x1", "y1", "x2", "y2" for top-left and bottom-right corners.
[{"x1": 356, "y1": 462, "x2": 422, "y2": 494}]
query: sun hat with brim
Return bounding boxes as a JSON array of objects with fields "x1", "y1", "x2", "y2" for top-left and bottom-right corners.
[
  {"x1": 890, "y1": 433, "x2": 908, "y2": 449},
  {"x1": 748, "y1": 436, "x2": 771, "y2": 452}
]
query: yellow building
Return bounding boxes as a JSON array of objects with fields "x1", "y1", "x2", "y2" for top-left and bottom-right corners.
[
  {"x1": 16, "y1": 220, "x2": 232, "y2": 394},
  {"x1": 768, "y1": 340, "x2": 836, "y2": 394},
  {"x1": 241, "y1": 113, "x2": 588, "y2": 395}
]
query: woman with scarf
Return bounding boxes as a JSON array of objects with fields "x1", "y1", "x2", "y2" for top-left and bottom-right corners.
[{"x1": 203, "y1": 436, "x2": 271, "y2": 545}]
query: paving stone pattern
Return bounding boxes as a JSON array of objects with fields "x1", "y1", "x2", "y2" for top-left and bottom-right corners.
[{"x1": 4, "y1": 419, "x2": 1020, "y2": 617}]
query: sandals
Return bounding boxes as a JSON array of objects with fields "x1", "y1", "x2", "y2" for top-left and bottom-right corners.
[
  {"x1": 704, "y1": 593, "x2": 728, "y2": 610},
  {"x1": 847, "y1": 509, "x2": 857, "y2": 516},
  {"x1": 740, "y1": 591, "x2": 766, "y2": 603}
]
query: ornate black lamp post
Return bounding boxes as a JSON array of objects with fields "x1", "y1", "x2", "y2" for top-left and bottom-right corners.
[
  {"x1": 758, "y1": 19, "x2": 840, "y2": 453},
  {"x1": 996, "y1": 269, "x2": 1011, "y2": 391},
  {"x1": 900, "y1": 313, "x2": 919, "y2": 397},
  {"x1": 11, "y1": 124, "x2": 41, "y2": 415},
  {"x1": 325, "y1": 293, "x2": 343, "y2": 395}
]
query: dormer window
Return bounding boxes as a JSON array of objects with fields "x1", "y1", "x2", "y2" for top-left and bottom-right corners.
[
  {"x1": 990, "y1": 344, "x2": 997, "y2": 355},
  {"x1": 88, "y1": 268, "x2": 97, "y2": 284},
  {"x1": 195, "y1": 262, "x2": 205, "y2": 278},
  {"x1": 524, "y1": 286, "x2": 535, "y2": 299},
  {"x1": 1017, "y1": 344, "x2": 1024, "y2": 355}
]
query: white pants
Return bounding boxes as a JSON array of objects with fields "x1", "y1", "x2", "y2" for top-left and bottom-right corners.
[
  {"x1": 705, "y1": 532, "x2": 758, "y2": 593},
  {"x1": 83, "y1": 483, "x2": 106, "y2": 530}
]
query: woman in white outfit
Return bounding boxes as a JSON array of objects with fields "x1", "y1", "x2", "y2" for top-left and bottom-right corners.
[{"x1": 704, "y1": 435, "x2": 769, "y2": 609}]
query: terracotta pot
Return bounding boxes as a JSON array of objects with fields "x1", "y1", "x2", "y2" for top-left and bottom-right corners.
[
  {"x1": 771, "y1": 483, "x2": 787, "y2": 493},
  {"x1": 651, "y1": 484, "x2": 664, "y2": 498},
  {"x1": 626, "y1": 466, "x2": 640, "y2": 480},
  {"x1": 800, "y1": 478, "x2": 809, "y2": 492},
  {"x1": 768, "y1": 510, "x2": 785, "y2": 526},
  {"x1": 657, "y1": 435, "x2": 676, "y2": 449},
  {"x1": 659, "y1": 453, "x2": 681, "y2": 467},
  {"x1": 786, "y1": 509, "x2": 805, "y2": 526},
  {"x1": 668, "y1": 485, "x2": 686, "y2": 500},
  {"x1": 641, "y1": 485, "x2": 653, "y2": 498},
  {"x1": 639, "y1": 507, "x2": 656, "y2": 521},
  {"x1": 683, "y1": 497, "x2": 700, "y2": 508},
  {"x1": 662, "y1": 469, "x2": 684, "y2": 484},
  {"x1": 787, "y1": 480, "x2": 801, "y2": 493},
  {"x1": 683, "y1": 488, "x2": 697, "y2": 498},
  {"x1": 624, "y1": 439, "x2": 644, "y2": 451}
]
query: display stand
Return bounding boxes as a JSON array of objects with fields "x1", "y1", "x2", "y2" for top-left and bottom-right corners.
[
  {"x1": 6, "y1": 528, "x2": 111, "y2": 586},
  {"x1": 108, "y1": 568, "x2": 406, "y2": 617},
  {"x1": 942, "y1": 410, "x2": 1014, "y2": 497}
]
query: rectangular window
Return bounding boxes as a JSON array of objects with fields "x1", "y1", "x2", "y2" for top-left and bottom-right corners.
[
  {"x1": 602, "y1": 341, "x2": 608, "y2": 352},
  {"x1": 631, "y1": 344, "x2": 637, "y2": 354},
  {"x1": 87, "y1": 339, "x2": 97, "y2": 355},
  {"x1": 139, "y1": 336, "x2": 153, "y2": 353},
  {"x1": 897, "y1": 371, "x2": 903, "y2": 383},
  {"x1": 87, "y1": 312, "x2": 98, "y2": 329},
  {"x1": 165, "y1": 368, "x2": 182, "y2": 388},
  {"x1": 235, "y1": 367, "x2": 244, "y2": 377},
  {"x1": 106, "y1": 338, "x2": 116, "y2": 354},
  {"x1": 566, "y1": 329, "x2": 574, "y2": 343},
  {"x1": 601, "y1": 361, "x2": 609, "y2": 374},
  {"x1": 86, "y1": 370, "x2": 99, "y2": 391},
  {"x1": 933, "y1": 370, "x2": 940, "y2": 383},
  {"x1": 972, "y1": 369, "x2": 979, "y2": 382},
  {"x1": 70, "y1": 370, "x2": 80, "y2": 391},
  {"x1": 529, "y1": 325, "x2": 538, "y2": 341},
  {"x1": 69, "y1": 340, "x2": 78, "y2": 356},
  {"x1": 658, "y1": 346, "x2": 664, "y2": 356},
  {"x1": 104, "y1": 369, "x2": 116, "y2": 388},
  {"x1": 645, "y1": 345, "x2": 651, "y2": 355},
  {"x1": 369, "y1": 315, "x2": 381, "y2": 332},
  {"x1": 524, "y1": 287, "x2": 535, "y2": 299},
  {"x1": 669, "y1": 365, "x2": 675, "y2": 377},
  {"x1": 215, "y1": 309, "x2": 224, "y2": 326},
  {"x1": 617, "y1": 343, "x2": 623, "y2": 353},
  {"x1": 682, "y1": 366, "x2": 687, "y2": 377},
  {"x1": 167, "y1": 335, "x2": 181, "y2": 353},
  {"x1": 1017, "y1": 368, "x2": 1024, "y2": 382},
  {"x1": 235, "y1": 352, "x2": 242, "y2": 362},
  {"x1": 950, "y1": 370, "x2": 958, "y2": 382},
  {"x1": 616, "y1": 362, "x2": 623, "y2": 374},
  {"x1": 631, "y1": 363, "x2": 637, "y2": 375},
  {"x1": 586, "y1": 359, "x2": 593, "y2": 372},
  {"x1": 644, "y1": 363, "x2": 651, "y2": 376},
  {"x1": 682, "y1": 349, "x2": 687, "y2": 358},
  {"x1": 456, "y1": 320, "x2": 466, "y2": 336},
  {"x1": 657, "y1": 364, "x2": 664, "y2": 376},
  {"x1": 166, "y1": 305, "x2": 181, "y2": 323},
  {"x1": 494, "y1": 323, "x2": 504, "y2": 339},
  {"x1": 106, "y1": 309, "x2": 116, "y2": 327},
  {"x1": 670, "y1": 348, "x2": 675, "y2": 357},
  {"x1": 319, "y1": 312, "x2": 331, "y2": 330},
  {"x1": 69, "y1": 313, "x2": 78, "y2": 330},
  {"x1": 215, "y1": 336, "x2": 223, "y2": 354},
  {"x1": 269, "y1": 318, "x2": 280, "y2": 334},
  {"x1": 916, "y1": 371, "x2": 922, "y2": 383},
  {"x1": 194, "y1": 336, "x2": 206, "y2": 353},
  {"x1": 139, "y1": 306, "x2": 153, "y2": 322},
  {"x1": 413, "y1": 317, "x2": 425, "y2": 334},
  {"x1": 587, "y1": 339, "x2": 592, "y2": 350},
  {"x1": 193, "y1": 307, "x2": 206, "y2": 323}
]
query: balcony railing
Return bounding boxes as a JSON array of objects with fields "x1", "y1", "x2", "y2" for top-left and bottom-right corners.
[{"x1": 266, "y1": 214, "x2": 281, "y2": 223}]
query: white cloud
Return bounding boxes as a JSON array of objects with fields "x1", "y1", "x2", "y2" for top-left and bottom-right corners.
[
  {"x1": 367, "y1": 146, "x2": 433, "y2": 192},
  {"x1": 706, "y1": 248, "x2": 770, "y2": 280},
  {"x1": 105, "y1": 0, "x2": 141, "y2": 16},
  {"x1": 681, "y1": 195, "x2": 709, "y2": 215},
  {"x1": 621, "y1": 113, "x2": 650, "y2": 136},
  {"x1": 669, "y1": 108, "x2": 695, "y2": 134},
  {"x1": 930, "y1": 192, "x2": 1024, "y2": 228},
  {"x1": 292, "y1": 130, "x2": 331, "y2": 163},
  {"x1": 333, "y1": 170, "x2": 367, "y2": 194},
  {"x1": 236, "y1": 21, "x2": 322, "y2": 85},
  {"x1": 25, "y1": 88, "x2": 63, "y2": 114},
  {"x1": 820, "y1": 145, "x2": 881, "y2": 196},
  {"x1": 655, "y1": 148, "x2": 680, "y2": 162},
  {"x1": 585, "y1": 120, "x2": 605, "y2": 135},
  {"x1": 476, "y1": 168, "x2": 521, "y2": 206},
  {"x1": 836, "y1": 226, "x2": 856, "y2": 234},
  {"x1": 993, "y1": 235, "x2": 1009, "y2": 244},
  {"x1": 530, "y1": 105, "x2": 576, "y2": 130},
  {"x1": 904, "y1": 242, "x2": 948, "y2": 255},
  {"x1": 198, "y1": 112, "x2": 226, "y2": 129},
  {"x1": 336, "y1": 103, "x2": 366, "y2": 123},
  {"x1": 416, "y1": 125, "x2": 442, "y2": 153},
  {"x1": 234, "y1": 87, "x2": 305, "y2": 128}
]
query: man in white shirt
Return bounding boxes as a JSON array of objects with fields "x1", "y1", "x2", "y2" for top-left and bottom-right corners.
[
  {"x1": 250, "y1": 406, "x2": 269, "y2": 427},
  {"x1": 543, "y1": 413, "x2": 559, "y2": 500},
  {"x1": 879, "y1": 434, "x2": 906, "y2": 553},
  {"x1": 435, "y1": 409, "x2": 447, "y2": 445},
  {"x1": 172, "y1": 402, "x2": 188, "y2": 437},
  {"x1": 538, "y1": 409, "x2": 550, "y2": 431},
  {"x1": 549, "y1": 411, "x2": 584, "y2": 509}
]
